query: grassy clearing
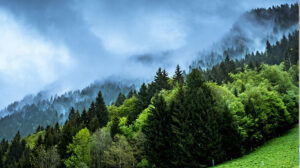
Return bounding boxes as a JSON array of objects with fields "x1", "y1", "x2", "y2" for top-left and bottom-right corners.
[{"x1": 215, "y1": 124, "x2": 299, "y2": 168}]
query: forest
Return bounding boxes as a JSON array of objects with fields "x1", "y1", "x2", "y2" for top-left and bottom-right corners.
[
  {"x1": 0, "y1": 24, "x2": 298, "y2": 167},
  {"x1": 0, "y1": 3, "x2": 298, "y2": 168}
]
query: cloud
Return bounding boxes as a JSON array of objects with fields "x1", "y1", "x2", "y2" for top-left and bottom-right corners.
[
  {"x1": 0, "y1": 10, "x2": 74, "y2": 107},
  {"x1": 0, "y1": 0, "x2": 297, "y2": 108}
]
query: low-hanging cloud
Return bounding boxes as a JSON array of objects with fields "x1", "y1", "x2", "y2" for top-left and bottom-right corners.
[{"x1": 0, "y1": 0, "x2": 297, "y2": 108}]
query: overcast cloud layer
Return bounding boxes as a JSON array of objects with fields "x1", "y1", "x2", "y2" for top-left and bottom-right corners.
[{"x1": 0, "y1": 0, "x2": 297, "y2": 108}]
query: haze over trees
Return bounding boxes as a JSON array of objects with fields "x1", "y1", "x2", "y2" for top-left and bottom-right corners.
[{"x1": 0, "y1": 3, "x2": 298, "y2": 168}]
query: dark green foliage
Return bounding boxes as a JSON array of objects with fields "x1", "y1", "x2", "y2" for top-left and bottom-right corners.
[
  {"x1": 89, "y1": 116, "x2": 100, "y2": 132},
  {"x1": 95, "y1": 91, "x2": 109, "y2": 128},
  {"x1": 153, "y1": 68, "x2": 170, "y2": 92},
  {"x1": 185, "y1": 69, "x2": 240, "y2": 166},
  {"x1": 127, "y1": 90, "x2": 137, "y2": 99},
  {"x1": 173, "y1": 64, "x2": 184, "y2": 85},
  {"x1": 169, "y1": 86, "x2": 191, "y2": 167},
  {"x1": 57, "y1": 119, "x2": 78, "y2": 162},
  {"x1": 0, "y1": 5, "x2": 297, "y2": 167},
  {"x1": 5, "y1": 131, "x2": 26, "y2": 166},
  {"x1": 143, "y1": 95, "x2": 173, "y2": 168},
  {"x1": 115, "y1": 93, "x2": 126, "y2": 107},
  {"x1": 0, "y1": 81, "x2": 134, "y2": 141},
  {"x1": 127, "y1": 83, "x2": 149, "y2": 125},
  {"x1": 81, "y1": 109, "x2": 88, "y2": 127},
  {"x1": 110, "y1": 117, "x2": 121, "y2": 139}
]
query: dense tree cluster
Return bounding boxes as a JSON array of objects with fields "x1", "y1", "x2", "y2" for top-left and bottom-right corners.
[{"x1": 0, "y1": 81, "x2": 134, "y2": 141}]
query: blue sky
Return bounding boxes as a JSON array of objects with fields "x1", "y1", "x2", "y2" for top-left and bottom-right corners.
[{"x1": 0, "y1": 0, "x2": 297, "y2": 108}]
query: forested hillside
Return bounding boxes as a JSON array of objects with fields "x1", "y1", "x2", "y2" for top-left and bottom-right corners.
[
  {"x1": 0, "y1": 24, "x2": 297, "y2": 167},
  {"x1": 0, "y1": 81, "x2": 135, "y2": 140},
  {"x1": 190, "y1": 3, "x2": 298, "y2": 69}
]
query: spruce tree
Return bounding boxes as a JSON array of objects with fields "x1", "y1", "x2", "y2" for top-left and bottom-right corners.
[
  {"x1": 95, "y1": 91, "x2": 109, "y2": 128},
  {"x1": 127, "y1": 83, "x2": 149, "y2": 125},
  {"x1": 81, "y1": 109, "x2": 88, "y2": 127},
  {"x1": 115, "y1": 92, "x2": 126, "y2": 107},
  {"x1": 170, "y1": 86, "x2": 192, "y2": 167},
  {"x1": 173, "y1": 64, "x2": 184, "y2": 85},
  {"x1": 143, "y1": 95, "x2": 173, "y2": 168},
  {"x1": 185, "y1": 69, "x2": 223, "y2": 167}
]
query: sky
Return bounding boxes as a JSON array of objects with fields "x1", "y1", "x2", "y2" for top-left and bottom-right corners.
[{"x1": 0, "y1": 0, "x2": 297, "y2": 108}]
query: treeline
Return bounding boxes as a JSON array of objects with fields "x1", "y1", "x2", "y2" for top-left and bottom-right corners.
[
  {"x1": 204, "y1": 30, "x2": 298, "y2": 84},
  {"x1": 190, "y1": 3, "x2": 298, "y2": 70},
  {"x1": 0, "y1": 81, "x2": 134, "y2": 141},
  {"x1": 0, "y1": 28, "x2": 298, "y2": 168}
]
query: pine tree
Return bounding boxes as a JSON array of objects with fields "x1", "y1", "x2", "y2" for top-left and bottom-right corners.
[
  {"x1": 170, "y1": 86, "x2": 192, "y2": 167},
  {"x1": 127, "y1": 90, "x2": 136, "y2": 99},
  {"x1": 143, "y1": 95, "x2": 173, "y2": 168},
  {"x1": 115, "y1": 92, "x2": 126, "y2": 107},
  {"x1": 173, "y1": 64, "x2": 184, "y2": 85},
  {"x1": 127, "y1": 83, "x2": 149, "y2": 125},
  {"x1": 81, "y1": 109, "x2": 89, "y2": 127},
  {"x1": 95, "y1": 91, "x2": 109, "y2": 128},
  {"x1": 6, "y1": 131, "x2": 25, "y2": 165},
  {"x1": 153, "y1": 67, "x2": 170, "y2": 92},
  {"x1": 185, "y1": 69, "x2": 224, "y2": 167},
  {"x1": 266, "y1": 40, "x2": 271, "y2": 55},
  {"x1": 58, "y1": 120, "x2": 75, "y2": 162}
]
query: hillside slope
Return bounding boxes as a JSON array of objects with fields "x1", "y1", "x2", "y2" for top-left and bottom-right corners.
[
  {"x1": 0, "y1": 80, "x2": 136, "y2": 140},
  {"x1": 215, "y1": 124, "x2": 299, "y2": 168}
]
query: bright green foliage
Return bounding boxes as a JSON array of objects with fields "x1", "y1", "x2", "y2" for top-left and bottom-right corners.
[
  {"x1": 159, "y1": 87, "x2": 178, "y2": 106},
  {"x1": 24, "y1": 131, "x2": 45, "y2": 149},
  {"x1": 259, "y1": 64, "x2": 298, "y2": 122},
  {"x1": 226, "y1": 66, "x2": 295, "y2": 150},
  {"x1": 108, "y1": 97, "x2": 137, "y2": 118},
  {"x1": 137, "y1": 158, "x2": 150, "y2": 168},
  {"x1": 64, "y1": 128, "x2": 91, "y2": 168},
  {"x1": 215, "y1": 125, "x2": 299, "y2": 168}
]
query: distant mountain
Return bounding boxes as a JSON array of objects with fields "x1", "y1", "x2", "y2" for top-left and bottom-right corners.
[
  {"x1": 0, "y1": 80, "x2": 136, "y2": 140},
  {"x1": 190, "y1": 3, "x2": 298, "y2": 70}
]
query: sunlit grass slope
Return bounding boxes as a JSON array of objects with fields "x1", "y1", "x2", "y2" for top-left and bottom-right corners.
[{"x1": 215, "y1": 124, "x2": 299, "y2": 168}]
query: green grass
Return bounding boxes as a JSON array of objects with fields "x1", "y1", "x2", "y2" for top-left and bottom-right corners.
[{"x1": 215, "y1": 125, "x2": 299, "y2": 168}]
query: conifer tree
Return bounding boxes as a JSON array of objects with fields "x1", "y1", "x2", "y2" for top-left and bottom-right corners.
[
  {"x1": 173, "y1": 64, "x2": 184, "y2": 85},
  {"x1": 81, "y1": 109, "x2": 89, "y2": 127},
  {"x1": 143, "y1": 95, "x2": 173, "y2": 168},
  {"x1": 185, "y1": 69, "x2": 224, "y2": 167},
  {"x1": 127, "y1": 83, "x2": 149, "y2": 125},
  {"x1": 115, "y1": 92, "x2": 126, "y2": 107},
  {"x1": 95, "y1": 91, "x2": 109, "y2": 128},
  {"x1": 170, "y1": 86, "x2": 192, "y2": 167}
]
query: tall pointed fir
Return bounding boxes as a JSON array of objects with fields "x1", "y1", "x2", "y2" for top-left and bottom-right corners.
[
  {"x1": 185, "y1": 69, "x2": 223, "y2": 167},
  {"x1": 95, "y1": 91, "x2": 109, "y2": 128},
  {"x1": 173, "y1": 64, "x2": 184, "y2": 85},
  {"x1": 143, "y1": 95, "x2": 173, "y2": 168},
  {"x1": 115, "y1": 92, "x2": 126, "y2": 107}
]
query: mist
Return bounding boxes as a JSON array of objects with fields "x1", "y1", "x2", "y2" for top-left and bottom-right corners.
[{"x1": 0, "y1": 0, "x2": 297, "y2": 108}]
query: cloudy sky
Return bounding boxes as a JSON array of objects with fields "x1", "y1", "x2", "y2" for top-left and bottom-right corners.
[{"x1": 0, "y1": 0, "x2": 297, "y2": 108}]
